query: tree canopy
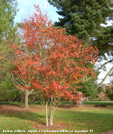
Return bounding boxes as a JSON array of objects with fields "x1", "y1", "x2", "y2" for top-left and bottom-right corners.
[
  {"x1": 0, "y1": 0, "x2": 18, "y2": 82},
  {"x1": 0, "y1": 0, "x2": 18, "y2": 45},
  {"x1": 10, "y1": 5, "x2": 98, "y2": 126},
  {"x1": 48, "y1": 0, "x2": 113, "y2": 43},
  {"x1": 48, "y1": 0, "x2": 113, "y2": 87}
]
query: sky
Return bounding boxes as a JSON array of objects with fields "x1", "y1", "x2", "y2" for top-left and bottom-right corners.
[
  {"x1": 14, "y1": 0, "x2": 113, "y2": 84},
  {"x1": 14, "y1": 0, "x2": 60, "y2": 23}
]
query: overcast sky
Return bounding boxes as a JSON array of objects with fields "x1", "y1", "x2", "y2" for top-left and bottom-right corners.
[{"x1": 14, "y1": 0, "x2": 113, "y2": 84}]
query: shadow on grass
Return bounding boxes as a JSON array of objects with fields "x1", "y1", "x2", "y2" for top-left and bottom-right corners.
[
  {"x1": 54, "y1": 107, "x2": 113, "y2": 134},
  {"x1": 58, "y1": 104, "x2": 76, "y2": 108},
  {"x1": 0, "y1": 104, "x2": 45, "y2": 124}
]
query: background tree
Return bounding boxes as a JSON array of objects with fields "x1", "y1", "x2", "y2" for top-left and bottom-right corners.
[
  {"x1": 105, "y1": 86, "x2": 113, "y2": 101},
  {"x1": 76, "y1": 81, "x2": 98, "y2": 98},
  {"x1": 10, "y1": 5, "x2": 98, "y2": 126},
  {"x1": 0, "y1": 0, "x2": 18, "y2": 49},
  {"x1": 72, "y1": 61, "x2": 99, "y2": 104},
  {"x1": 0, "y1": 0, "x2": 19, "y2": 82},
  {"x1": 91, "y1": 25, "x2": 113, "y2": 88},
  {"x1": 48, "y1": 0, "x2": 113, "y2": 42},
  {"x1": 0, "y1": 77, "x2": 18, "y2": 104},
  {"x1": 48, "y1": 0, "x2": 113, "y2": 87},
  {"x1": 0, "y1": 0, "x2": 20, "y2": 104}
]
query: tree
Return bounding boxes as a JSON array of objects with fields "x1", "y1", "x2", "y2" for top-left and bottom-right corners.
[
  {"x1": 0, "y1": 0, "x2": 18, "y2": 45},
  {"x1": 91, "y1": 26, "x2": 113, "y2": 57},
  {"x1": 10, "y1": 5, "x2": 98, "y2": 126},
  {"x1": 48, "y1": 0, "x2": 113, "y2": 43},
  {"x1": 91, "y1": 25, "x2": 113, "y2": 88},
  {"x1": 76, "y1": 81, "x2": 98, "y2": 98},
  {"x1": 0, "y1": 0, "x2": 18, "y2": 82},
  {"x1": 0, "y1": 77, "x2": 17, "y2": 104},
  {"x1": 10, "y1": 64, "x2": 35, "y2": 109},
  {"x1": 48, "y1": 0, "x2": 113, "y2": 87},
  {"x1": 0, "y1": 0, "x2": 20, "y2": 104},
  {"x1": 105, "y1": 86, "x2": 113, "y2": 101},
  {"x1": 72, "y1": 61, "x2": 99, "y2": 105}
]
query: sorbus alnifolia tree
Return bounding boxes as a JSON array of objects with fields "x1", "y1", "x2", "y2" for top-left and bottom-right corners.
[{"x1": 10, "y1": 5, "x2": 98, "y2": 126}]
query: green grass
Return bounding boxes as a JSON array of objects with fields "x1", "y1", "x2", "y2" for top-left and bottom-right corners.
[
  {"x1": 83, "y1": 101, "x2": 113, "y2": 105},
  {"x1": 0, "y1": 101, "x2": 113, "y2": 134}
]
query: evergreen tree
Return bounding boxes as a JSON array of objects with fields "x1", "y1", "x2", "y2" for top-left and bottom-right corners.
[
  {"x1": 48, "y1": 0, "x2": 113, "y2": 43},
  {"x1": 77, "y1": 81, "x2": 98, "y2": 98},
  {"x1": 91, "y1": 25, "x2": 113, "y2": 57},
  {"x1": 0, "y1": 0, "x2": 18, "y2": 82},
  {"x1": 72, "y1": 61, "x2": 99, "y2": 98},
  {"x1": 0, "y1": 77, "x2": 17, "y2": 104},
  {"x1": 0, "y1": 0, "x2": 18, "y2": 45},
  {"x1": 48, "y1": 0, "x2": 113, "y2": 88}
]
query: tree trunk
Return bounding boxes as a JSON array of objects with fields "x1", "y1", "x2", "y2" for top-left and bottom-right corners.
[
  {"x1": 86, "y1": 60, "x2": 113, "y2": 82},
  {"x1": 49, "y1": 101, "x2": 53, "y2": 126},
  {"x1": 96, "y1": 67, "x2": 113, "y2": 90},
  {"x1": 77, "y1": 99, "x2": 83, "y2": 106},
  {"x1": 76, "y1": 92, "x2": 83, "y2": 106},
  {"x1": 85, "y1": 97, "x2": 89, "y2": 101},
  {"x1": 25, "y1": 89, "x2": 29, "y2": 109},
  {"x1": 8, "y1": 99, "x2": 10, "y2": 105},
  {"x1": 46, "y1": 101, "x2": 49, "y2": 126}
]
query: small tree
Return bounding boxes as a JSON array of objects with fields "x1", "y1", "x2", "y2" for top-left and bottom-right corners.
[
  {"x1": 10, "y1": 5, "x2": 98, "y2": 126},
  {"x1": 105, "y1": 86, "x2": 113, "y2": 101},
  {"x1": 78, "y1": 81, "x2": 98, "y2": 97}
]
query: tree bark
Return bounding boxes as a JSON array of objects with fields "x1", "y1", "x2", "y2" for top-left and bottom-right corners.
[
  {"x1": 96, "y1": 67, "x2": 113, "y2": 90},
  {"x1": 8, "y1": 99, "x2": 10, "y2": 105},
  {"x1": 49, "y1": 101, "x2": 53, "y2": 126},
  {"x1": 25, "y1": 89, "x2": 29, "y2": 109},
  {"x1": 46, "y1": 101, "x2": 49, "y2": 126},
  {"x1": 86, "y1": 60, "x2": 113, "y2": 82}
]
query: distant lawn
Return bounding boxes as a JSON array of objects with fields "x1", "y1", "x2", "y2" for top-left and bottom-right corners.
[
  {"x1": 0, "y1": 101, "x2": 113, "y2": 134},
  {"x1": 1, "y1": 100, "x2": 112, "y2": 106},
  {"x1": 83, "y1": 101, "x2": 113, "y2": 105}
]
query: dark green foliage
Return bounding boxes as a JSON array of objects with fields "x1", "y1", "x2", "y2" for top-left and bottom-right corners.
[
  {"x1": 48, "y1": 0, "x2": 113, "y2": 88},
  {"x1": 0, "y1": 77, "x2": 18, "y2": 103},
  {"x1": 28, "y1": 92, "x2": 46, "y2": 104},
  {"x1": 48, "y1": 0, "x2": 113, "y2": 43},
  {"x1": 105, "y1": 86, "x2": 113, "y2": 101},
  {"x1": 97, "y1": 87, "x2": 104, "y2": 94},
  {"x1": 0, "y1": 0, "x2": 18, "y2": 45},
  {"x1": 0, "y1": 0, "x2": 19, "y2": 83},
  {"x1": 76, "y1": 81, "x2": 98, "y2": 98},
  {"x1": 91, "y1": 26, "x2": 113, "y2": 57}
]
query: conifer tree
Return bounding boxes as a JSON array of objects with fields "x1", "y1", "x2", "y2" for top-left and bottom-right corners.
[
  {"x1": 48, "y1": 0, "x2": 113, "y2": 43},
  {"x1": 91, "y1": 25, "x2": 113, "y2": 57},
  {"x1": 48, "y1": 0, "x2": 113, "y2": 87}
]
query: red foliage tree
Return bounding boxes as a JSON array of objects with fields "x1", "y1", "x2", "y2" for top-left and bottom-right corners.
[{"x1": 10, "y1": 5, "x2": 98, "y2": 126}]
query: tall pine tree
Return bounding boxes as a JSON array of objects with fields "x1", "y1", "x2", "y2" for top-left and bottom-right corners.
[
  {"x1": 48, "y1": 0, "x2": 113, "y2": 43},
  {"x1": 48, "y1": 0, "x2": 113, "y2": 88}
]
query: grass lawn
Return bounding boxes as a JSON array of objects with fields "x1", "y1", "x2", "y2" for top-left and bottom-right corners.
[{"x1": 0, "y1": 101, "x2": 113, "y2": 134}]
